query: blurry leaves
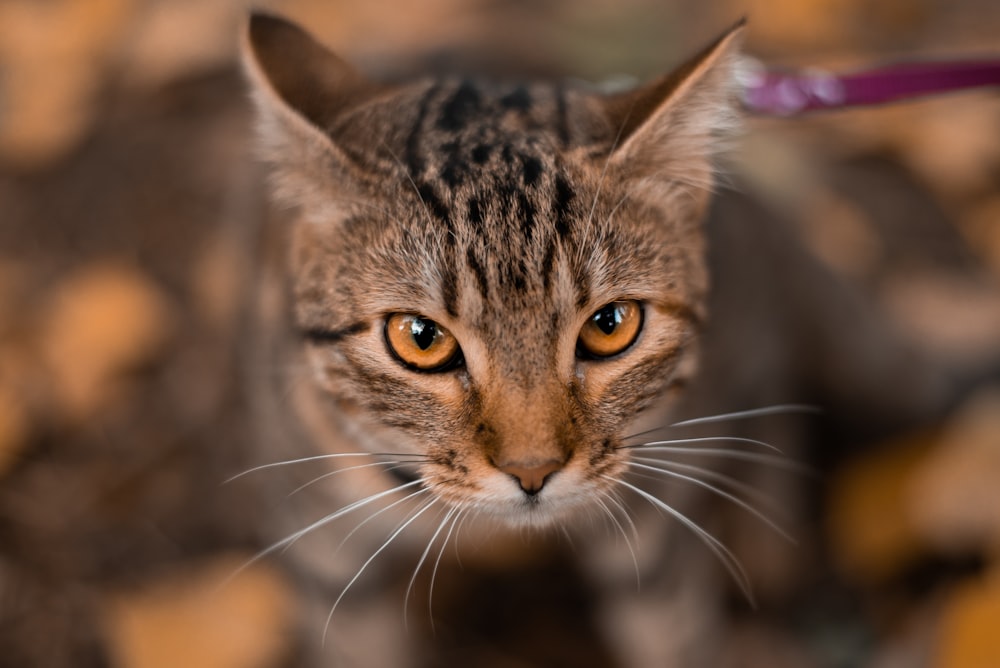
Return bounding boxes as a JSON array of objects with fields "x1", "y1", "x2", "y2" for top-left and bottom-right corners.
[
  {"x1": 828, "y1": 434, "x2": 933, "y2": 583},
  {"x1": 0, "y1": 383, "x2": 29, "y2": 476},
  {"x1": 834, "y1": 393, "x2": 1000, "y2": 556},
  {"x1": 0, "y1": 0, "x2": 134, "y2": 168},
  {"x1": 737, "y1": 0, "x2": 869, "y2": 53},
  {"x1": 121, "y1": 1, "x2": 246, "y2": 88},
  {"x1": 882, "y1": 274, "x2": 1000, "y2": 367},
  {"x1": 0, "y1": 262, "x2": 32, "y2": 475},
  {"x1": 828, "y1": 388, "x2": 1000, "y2": 664},
  {"x1": 0, "y1": 0, "x2": 250, "y2": 167},
  {"x1": 835, "y1": 95, "x2": 1000, "y2": 202},
  {"x1": 41, "y1": 263, "x2": 173, "y2": 422},
  {"x1": 962, "y1": 195, "x2": 1000, "y2": 276},
  {"x1": 936, "y1": 568, "x2": 1000, "y2": 668},
  {"x1": 910, "y1": 390, "x2": 1000, "y2": 556},
  {"x1": 103, "y1": 555, "x2": 295, "y2": 668}
]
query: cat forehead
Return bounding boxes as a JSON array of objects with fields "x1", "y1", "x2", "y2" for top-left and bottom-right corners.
[
  {"x1": 323, "y1": 81, "x2": 624, "y2": 276},
  {"x1": 335, "y1": 85, "x2": 657, "y2": 279},
  {"x1": 333, "y1": 78, "x2": 614, "y2": 174}
]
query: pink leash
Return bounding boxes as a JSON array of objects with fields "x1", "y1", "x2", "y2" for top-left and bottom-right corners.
[{"x1": 742, "y1": 58, "x2": 1000, "y2": 116}]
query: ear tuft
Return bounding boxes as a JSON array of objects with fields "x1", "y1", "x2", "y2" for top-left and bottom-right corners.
[
  {"x1": 243, "y1": 12, "x2": 374, "y2": 130},
  {"x1": 603, "y1": 21, "x2": 747, "y2": 200},
  {"x1": 240, "y1": 13, "x2": 376, "y2": 210}
]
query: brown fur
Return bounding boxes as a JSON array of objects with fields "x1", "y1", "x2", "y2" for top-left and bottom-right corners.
[
  {"x1": 244, "y1": 13, "x2": 742, "y2": 529},
  {"x1": 234, "y1": 14, "x2": 972, "y2": 668}
]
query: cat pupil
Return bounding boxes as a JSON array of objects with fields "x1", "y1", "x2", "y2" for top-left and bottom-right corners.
[
  {"x1": 593, "y1": 305, "x2": 621, "y2": 336},
  {"x1": 411, "y1": 318, "x2": 436, "y2": 350}
]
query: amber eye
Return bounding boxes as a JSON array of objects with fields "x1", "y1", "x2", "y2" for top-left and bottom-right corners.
[
  {"x1": 384, "y1": 313, "x2": 462, "y2": 371},
  {"x1": 577, "y1": 300, "x2": 643, "y2": 359}
]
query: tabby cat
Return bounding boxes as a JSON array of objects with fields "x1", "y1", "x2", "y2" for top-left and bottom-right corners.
[{"x1": 239, "y1": 13, "x2": 950, "y2": 667}]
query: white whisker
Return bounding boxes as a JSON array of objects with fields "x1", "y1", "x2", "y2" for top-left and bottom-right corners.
[
  {"x1": 634, "y1": 446, "x2": 812, "y2": 473},
  {"x1": 627, "y1": 461, "x2": 794, "y2": 542},
  {"x1": 579, "y1": 100, "x2": 634, "y2": 261},
  {"x1": 631, "y1": 456, "x2": 778, "y2": 507},
  {"x1": 323, "y1": 498, "x2": 439, "y2": 645},
  {"x1": 428, "y1": 507, "x2": 464, "y2": 634},
  {"x1": 404, "y1": 505, "x2": 457, "y2": 633},
  {"x1": 380, "y1": 141, "x2": 437, "y2": 230},
  {"x1": 603, "y1": 490, "x2": 639, "y2": 544},
  {"x1": 229, "y1": 479, "x2": 424, "y2": 586},
  {"x1": 286, "y1": 461, "x2": 414, "y2": 497},
  {"x1": 596, "y1": 491, "x2": 640, "y2": 590},
  {"x1": 605, "y1": 475, "x2": 756, "y2": 606},
  {"x1": 334, "y1": 487, "x2": 430, "y2": 555},
  {"x1": 623, "y1": 424, "x2": 669, "y2": 443},
  {"x1": 605, "y1": 192, "x2": 632, "y2": 226},
  {"x1": 668, "y1": 404, "x2": 821, "y2": 428},
  {"x1": 623, "y1": 435, "x2": 783, "y2": 453},
  {"x1": 451, "y1": 508, "x2": 473, "y2": 568},
  {"x1": 623, "y1": 403, "x2": 821, "y2": 443},
  {"x1": 224, "y1": 452, "x2": 426, "y2": 483},
  {"x1": 560, "y1": 525, "x2": 577, "y2": 552}
]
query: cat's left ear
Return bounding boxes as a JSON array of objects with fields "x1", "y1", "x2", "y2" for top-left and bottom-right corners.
[
  {"x1": 241, "y1": 13, "x2": 383, "y2": 207},
  {"x1": 601, "y1": 20, "x2": 746, "y2": 204}
]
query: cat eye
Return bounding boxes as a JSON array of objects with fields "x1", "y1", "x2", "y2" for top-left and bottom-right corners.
[
  {"x1": 577, "y1": 300, "x2": 643, "y2": 359},
  {"x1": 384, "y1": 313, "x2": 462, "y2": 372}
]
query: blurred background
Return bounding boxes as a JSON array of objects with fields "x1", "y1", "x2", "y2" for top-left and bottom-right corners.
[{"x1": 1, "y1": 1, "x2": 999, "y2": 666}]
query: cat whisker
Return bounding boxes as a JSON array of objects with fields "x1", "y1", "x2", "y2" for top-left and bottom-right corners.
[
  {"x1": 622, "y1": 403, "x2": 821, "y2": 443},
  {"x1": 231, "y1": 479, "x2": 425, "y2": 585},
  {"x1": 579, "y1": 99, "x2": 634, "y2": 262},
  {"x1": 380, "y1": 139, "x2": 457, "y2": 251},
  {"x1": 607, "y1": 192, "x2": 632, "y2": 226},
  {"x1": 630, "y1": 457, "x2": 780, "y2": 509},
  {"x1": 404, "y1": 505, "x2": 457, "y2": 633},
  {"x1": 667, "y1": 404, "x2": 821, "y2": 429},
  {"x1": 626, "y1": 461, "x2": 795, "y2": 543},
  {"x1": 595, "y1": 491, "x2": 640, "y2": 590},
  {"x1": 323, "y1": 497, "x2": 439, "y2": 646},
  {"x1": 602, "y1": 489, "x2": 640, "y2": 545},
  {"x1": 620, "y1": 435, "x2": 783, "y2": 453},
  {"x1": 334, "y1": 487, "x2": 430, "y2": 556},
  {"x1": 224, "y1": 451, "x2": 428, "y2": 483},
  {"x1": 380, "y1": 141, "x2": 434, "y2": 222},
  {"x1": 632, "y1": 446, "x2": 813, "y2": 473},
  {"x1": 560, "y1": 525, "x2": 578, "y2": 553},
  {"x1": 605, "y1": 475, "x2": 756, "y2": 606},
  {"x1": 451, "y1": 507, "x2": 474, "y2": 568},
  {"x1": 427, "y1": 507, "x2": 464, "y2": 635},
  {"x1": 286, "y1": 461, "x2": 419, "y2": 498}
]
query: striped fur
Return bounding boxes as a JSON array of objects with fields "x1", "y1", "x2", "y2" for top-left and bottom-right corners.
[{"x1": 245, "y1": 13, "x2": 743, "y2": 527}]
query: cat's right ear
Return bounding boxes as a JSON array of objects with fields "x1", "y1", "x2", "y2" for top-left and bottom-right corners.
[
  {"x1": 241, "y1": 13, "x2": 378, "y2": 207},
  {"x1": 599, "y1": 21, "x2": 746, "y2": 214}
]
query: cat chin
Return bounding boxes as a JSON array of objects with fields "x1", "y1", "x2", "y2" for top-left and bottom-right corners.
[
  {"x1": 467, "y1": 501, "x2": 579, "y2": 530},
  {"x1": 452, "y1": 481, "x2": 607, "y2": 530}
]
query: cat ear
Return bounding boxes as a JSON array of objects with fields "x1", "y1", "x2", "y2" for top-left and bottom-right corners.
[
  {"x1": 602, "y1": 21, "x2": 746, "y2": 204},
  {"x1": 241, "y1": 12, "x2": 379, "y2": 207}
]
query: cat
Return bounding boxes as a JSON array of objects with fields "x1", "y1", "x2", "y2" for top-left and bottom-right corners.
[{"x1": 239, "y1": 12, "x2": 956, "y2": 667}]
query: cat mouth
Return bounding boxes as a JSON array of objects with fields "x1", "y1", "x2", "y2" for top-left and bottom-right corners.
[{"x1": 486, "y1": 471, "x2": 606, "y2": 527}]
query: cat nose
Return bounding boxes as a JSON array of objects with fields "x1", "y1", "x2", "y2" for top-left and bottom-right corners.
[{"x1": 495, "y1": 458, "x2": 564, "y2": 496}]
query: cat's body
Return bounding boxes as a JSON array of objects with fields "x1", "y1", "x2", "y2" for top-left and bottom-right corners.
[{"x1": 241, "y1": 14, "x2": 955, "y2": 667}]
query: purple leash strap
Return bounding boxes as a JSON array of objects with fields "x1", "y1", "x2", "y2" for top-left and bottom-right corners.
[{"x1": 743, "y1": 58, "x2": 1000, "y2": 116}]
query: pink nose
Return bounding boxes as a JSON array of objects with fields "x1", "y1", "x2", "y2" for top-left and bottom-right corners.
[{"x1": 496, "y1": 459, "x2": 564, "y2": 495}]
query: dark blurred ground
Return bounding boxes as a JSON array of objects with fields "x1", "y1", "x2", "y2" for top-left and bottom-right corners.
[{"x1": 1, "y1": 1, "x2": 999, "y2": 667}]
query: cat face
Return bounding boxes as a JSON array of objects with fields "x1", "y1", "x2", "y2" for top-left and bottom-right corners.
[{"x1": 244, "y1": 14, "x2": 743, "y2": 526}]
